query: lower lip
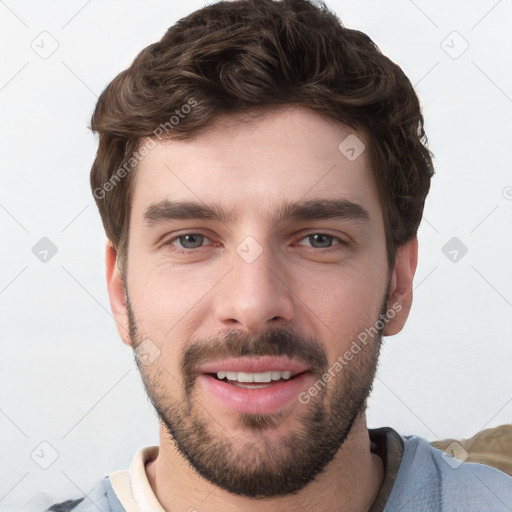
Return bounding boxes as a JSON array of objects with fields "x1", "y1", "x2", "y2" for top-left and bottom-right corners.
[{"x1": 198, "y1": 373, "x2": 312, "y2": 415}]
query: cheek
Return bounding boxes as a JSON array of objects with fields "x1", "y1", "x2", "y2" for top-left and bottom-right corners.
[
  {"x1": 300, "y1": 258, "x2": 386, "y2": 315},
  {"x1": 298, "y1": 264, "x2": 388, "y2": 359},
  {"x1": 129, "y1": 254, "x2": 216, "y2": 322},
  {"x1": 127, "y1": 265, "x2": 215, "y2": 371}
]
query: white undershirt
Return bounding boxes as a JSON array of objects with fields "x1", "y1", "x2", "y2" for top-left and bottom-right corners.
[{"x1": 109, "y1": 446, "x2": 164, "y2": 512}]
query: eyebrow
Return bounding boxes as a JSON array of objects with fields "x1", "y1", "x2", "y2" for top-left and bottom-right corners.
[{"x1": 143, "y1": 198, "x2": 370, "y2": 227}]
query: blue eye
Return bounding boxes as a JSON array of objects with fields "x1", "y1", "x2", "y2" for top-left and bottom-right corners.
[
  {"x1": 304, "y1": 234, "x2": 336, "y2": 248},
  {"x1": 174, "y1": 234, "x2": 206, "y2": 249},
  {"x1": 296, "y1": 233, "x2": 345, "y2": 249},
  {"x1": 160, "y1": 233, "x2": 212, "y2": 254}
]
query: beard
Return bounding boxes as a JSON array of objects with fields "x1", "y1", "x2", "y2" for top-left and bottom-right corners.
[{"x1": 126, "y1": 290, "x2": 388, "y2": 498}]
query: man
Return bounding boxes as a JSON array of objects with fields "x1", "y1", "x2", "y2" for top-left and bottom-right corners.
[{"x1": 47, "y1": 0, "x2": 512, "y2": 510}]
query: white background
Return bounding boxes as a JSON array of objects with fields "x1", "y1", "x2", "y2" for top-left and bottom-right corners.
[{"x1": 1, "y1": 0, "x2": 511, "y2": 509}]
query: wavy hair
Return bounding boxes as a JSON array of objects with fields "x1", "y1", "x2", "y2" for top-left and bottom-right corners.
[{"x1": 90, "y1": 0, "x2": 434, "y2": 273}]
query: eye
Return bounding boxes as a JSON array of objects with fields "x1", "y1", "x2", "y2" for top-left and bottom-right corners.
[
  {"x1": 295, "y1": 233, "x2": 346, "y2": 250},
  {"x1": 163, "y1": 233, "x2": 213, "y2": 252},
  {"x1": 160, "y1": 231, "x2": 347, "y2": 255}
]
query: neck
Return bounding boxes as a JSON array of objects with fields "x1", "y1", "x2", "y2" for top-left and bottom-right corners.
[{"x1": 146, "y1": 411, "x2": 384, "y2": 512}]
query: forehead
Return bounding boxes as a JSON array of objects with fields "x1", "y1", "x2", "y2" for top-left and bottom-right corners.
[{"x1": 130, "y1": 106, "x2": 381, "y2": 224}]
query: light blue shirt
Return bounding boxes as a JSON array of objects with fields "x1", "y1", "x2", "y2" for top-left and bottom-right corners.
[
  {"x1": 383, "y1": 434, "x2": 512, "y2": 511},
  {"x1": 46, "y1": 434, "x2": 512, "y2": 511}
]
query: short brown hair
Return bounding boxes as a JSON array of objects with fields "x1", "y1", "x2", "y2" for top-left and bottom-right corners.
[{"x1": 90, "y1": 0, "x2": 434, "y2": 274}]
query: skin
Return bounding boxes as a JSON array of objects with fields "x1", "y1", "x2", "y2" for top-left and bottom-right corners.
[{"x1": 106, "y1": 105, "x2": 418, "y2": 512}]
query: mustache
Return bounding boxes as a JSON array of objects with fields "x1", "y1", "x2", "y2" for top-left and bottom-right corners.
[{"x1": 181, "y1": 328, "x2": 328, "y2": 378}]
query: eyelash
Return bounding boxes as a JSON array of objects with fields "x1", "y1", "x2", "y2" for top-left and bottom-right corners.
[{"x1": 161, "y1": 232, "x2": 348, "y2": 254}]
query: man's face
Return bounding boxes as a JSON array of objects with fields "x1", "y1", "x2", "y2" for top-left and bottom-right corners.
[{"x1": 116, "y1": 106, "x2": 396, "y2": 497}]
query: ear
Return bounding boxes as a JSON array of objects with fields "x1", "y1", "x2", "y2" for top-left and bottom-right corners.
[
  {"x1": 105, "y1": 240, "x2": 131, "y2": 346},
  {"x1": 382, "y1": 237, "x2": 418, "y2": 336}
]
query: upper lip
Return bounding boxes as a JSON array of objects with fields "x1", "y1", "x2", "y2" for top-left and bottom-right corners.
[{"x1": 196, "y1": 356, "x2": 309, "y2": 375}]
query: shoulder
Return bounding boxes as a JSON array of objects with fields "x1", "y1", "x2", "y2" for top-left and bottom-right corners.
[
  {"x1": 45, "y1": 498, "x2": 85, "y2": 512},
  {"x1": 44, "y1": 476, "x2": 123, "y2": 512},
  {"x1": 385, "y1": 434, "x2": 512, "y2": 512},
  {"x1": 44, "y1": 498, "x2": 92, "y2": 512}
]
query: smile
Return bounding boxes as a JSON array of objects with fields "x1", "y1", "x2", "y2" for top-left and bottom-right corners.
[{"x1": 215, "y1": 370, "x2": 295, "y2": 383}]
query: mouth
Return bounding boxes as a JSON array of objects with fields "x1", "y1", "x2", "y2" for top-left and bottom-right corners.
[{"x1": 196, "y1": 356, "x2": 313, "y2": 414}]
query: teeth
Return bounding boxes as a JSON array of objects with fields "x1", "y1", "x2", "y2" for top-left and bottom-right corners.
[
  {"x1": 254, "y1": 371, "x2": 272, "y2": 382},
  {"x1": 216, "y1": 370, "x2": 295, "y2": 382}
]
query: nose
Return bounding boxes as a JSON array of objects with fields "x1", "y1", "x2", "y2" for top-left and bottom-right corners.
[{"x1": 214, "y1": 241, "x2": 295, "y2": 333}]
